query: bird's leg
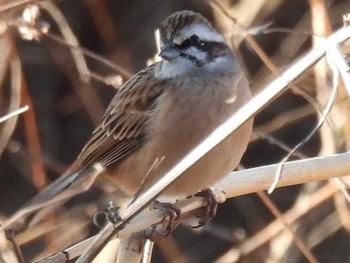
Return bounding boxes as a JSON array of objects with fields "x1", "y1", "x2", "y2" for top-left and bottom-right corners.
[
  {"x1": 143, "y1": 201, "x2": 181, "y2": 241},
  {"x1": 191, "y1": 188, "x2": 218, "y2": 228}
]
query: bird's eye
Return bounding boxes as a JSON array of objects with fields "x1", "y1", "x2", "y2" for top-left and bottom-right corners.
[
  {"x1": 175, "y1": 34, "x2": 205, "y2": 50},
  {"x1": 190, "y1": 35, "x2": 204, "y2": 47}
]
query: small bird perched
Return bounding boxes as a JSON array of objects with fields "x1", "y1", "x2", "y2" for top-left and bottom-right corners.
[{"x1": 19, "y1": 10, "x2": 253, "y2": 225}]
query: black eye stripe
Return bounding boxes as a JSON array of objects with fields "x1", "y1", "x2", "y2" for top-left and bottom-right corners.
[
  {"x1": 174, "y1": 39, "x2": 191, "y2": 49},
  {"x1": 170, "y1": 35, "x2": 230, "y2": 66},
  {"x1": 190, "y1": 35, "x2": 203, "y2": 47},
  {"x1": 174, "y1": 34, "x2": 206, "y2": 50},
  {"x1": 175, "y1": 39, "x2": 225, "y2": 53}
]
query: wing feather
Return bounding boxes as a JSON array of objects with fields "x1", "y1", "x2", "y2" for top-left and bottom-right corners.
[{"x1": 77, "y1": 64, "x2": 165, "y2": 168}]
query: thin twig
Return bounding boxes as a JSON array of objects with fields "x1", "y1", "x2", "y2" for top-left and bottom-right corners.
[
  {"x1": 0, "y1": 40, "x2": 22, "y2": 156},
  {"x1": 21, "y1": 75, "x2": 47, "y2": 190},
  {"x1": 40, "y1": 2, "x2": 91, "y2": 84},
  {"x1": 307, "y1": 210, "x2": 342, "y2": 248},
  {"x1": 209, "y1": 0, "x2": 325, "y2": 118},
  {"x1": 4, "y1": 230, "x2": 25, "y2": 263},
  {"x1": 257, "y1": 191, "x2": 318, "y2": 263},
  {"x1": 0, "y1": 0, "x2": 42, "y2": 12},
  {"x1": 268, "y1": 44, "x2": 340, "y2": 193},
  {"x1": 334, "y1": 191, "x2": 350, "y2": 231},
  {"x1": 141, "y1": 240, "x2": 154, "y2": 263},
  {"x1": 253, "y1": 132, "x2": 306, "y2": 159},
  {"x1": 328, "y1": 42, "x2": 350, "y2": 96},
  {"x1": 4, "y1": 16, "x2": 132, "y2": 79},
  {"x1": 217, "y1": 181, "x2": 339, "y2": 261},
  {"x1": 253, "y1": 104, "x2": 316, "y2": 138},
  {"x1": 2, "y1": 164, "x2": 105, "y2": 230},
  {"x1": 39, "y1": 2, "x2": 107, "y2": 124},
  {"x1": 45, "y1": 31, "x2": 132, "y2": 79},
  {"x1": 0, "y1": 105, "x2": 28, "y2": 123}
]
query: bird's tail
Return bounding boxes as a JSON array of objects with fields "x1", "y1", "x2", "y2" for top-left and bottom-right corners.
[{"x1": 5, "y1": 163, "x2": 105, "y2": 231}]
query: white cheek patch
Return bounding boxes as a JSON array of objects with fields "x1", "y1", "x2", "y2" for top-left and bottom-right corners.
[
  {"x1": 176, "y1": 24, "x2": 224, "y2": 43},
  {"x1": 155, "y1": 59, "x2": 193, "y2": 79}
]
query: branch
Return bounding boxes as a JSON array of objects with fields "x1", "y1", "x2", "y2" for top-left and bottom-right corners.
[{"x1": 34, "y1": 151, "x2": 350, "y2": 262}]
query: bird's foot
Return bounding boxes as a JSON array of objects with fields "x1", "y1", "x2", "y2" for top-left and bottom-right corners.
[
  {"x1": 191, "y1": 189, "x2": 218, "y2": 228},
  {"x1": 143, "y1": 201, "x2": 181, "y2": 241}
]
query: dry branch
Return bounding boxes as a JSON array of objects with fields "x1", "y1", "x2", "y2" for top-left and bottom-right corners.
[{"x1": 34, "y1": 150, "x2": 350, "y2": 262}]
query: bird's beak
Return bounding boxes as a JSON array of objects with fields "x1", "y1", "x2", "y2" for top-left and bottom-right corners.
[{"x1": 159, "y1": 41, "x2": 180, "y2": 61}]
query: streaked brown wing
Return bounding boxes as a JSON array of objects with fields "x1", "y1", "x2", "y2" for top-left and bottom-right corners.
[{"x1": 77, "y1": 64, "x2": 165, "y2": 168}]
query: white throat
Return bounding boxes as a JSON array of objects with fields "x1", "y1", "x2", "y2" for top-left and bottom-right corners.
[{"x1": 155, "y1": 58, "x2": 194, "y2": 79}]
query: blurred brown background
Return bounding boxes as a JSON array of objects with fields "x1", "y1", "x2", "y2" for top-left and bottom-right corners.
[{"x1": 0, "y1": 0, "x2": 350, "y2": 262}]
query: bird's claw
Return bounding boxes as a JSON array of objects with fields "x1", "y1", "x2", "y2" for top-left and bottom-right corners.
[
  {"x1": 143, "y1": 201, "x2": 181, "y2": 240},
  {"x1": 191, "y1": 189, "x2": 218, "y2": 228}
]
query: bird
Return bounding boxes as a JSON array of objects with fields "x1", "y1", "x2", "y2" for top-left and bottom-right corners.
[{"x1": 15, "y1": 10, "x2": 253, "y2": 228}]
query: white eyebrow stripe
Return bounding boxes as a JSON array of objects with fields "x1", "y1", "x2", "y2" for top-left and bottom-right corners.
[{"x1": 176, "y1": 24, "x2": 224, "y2": 44}]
